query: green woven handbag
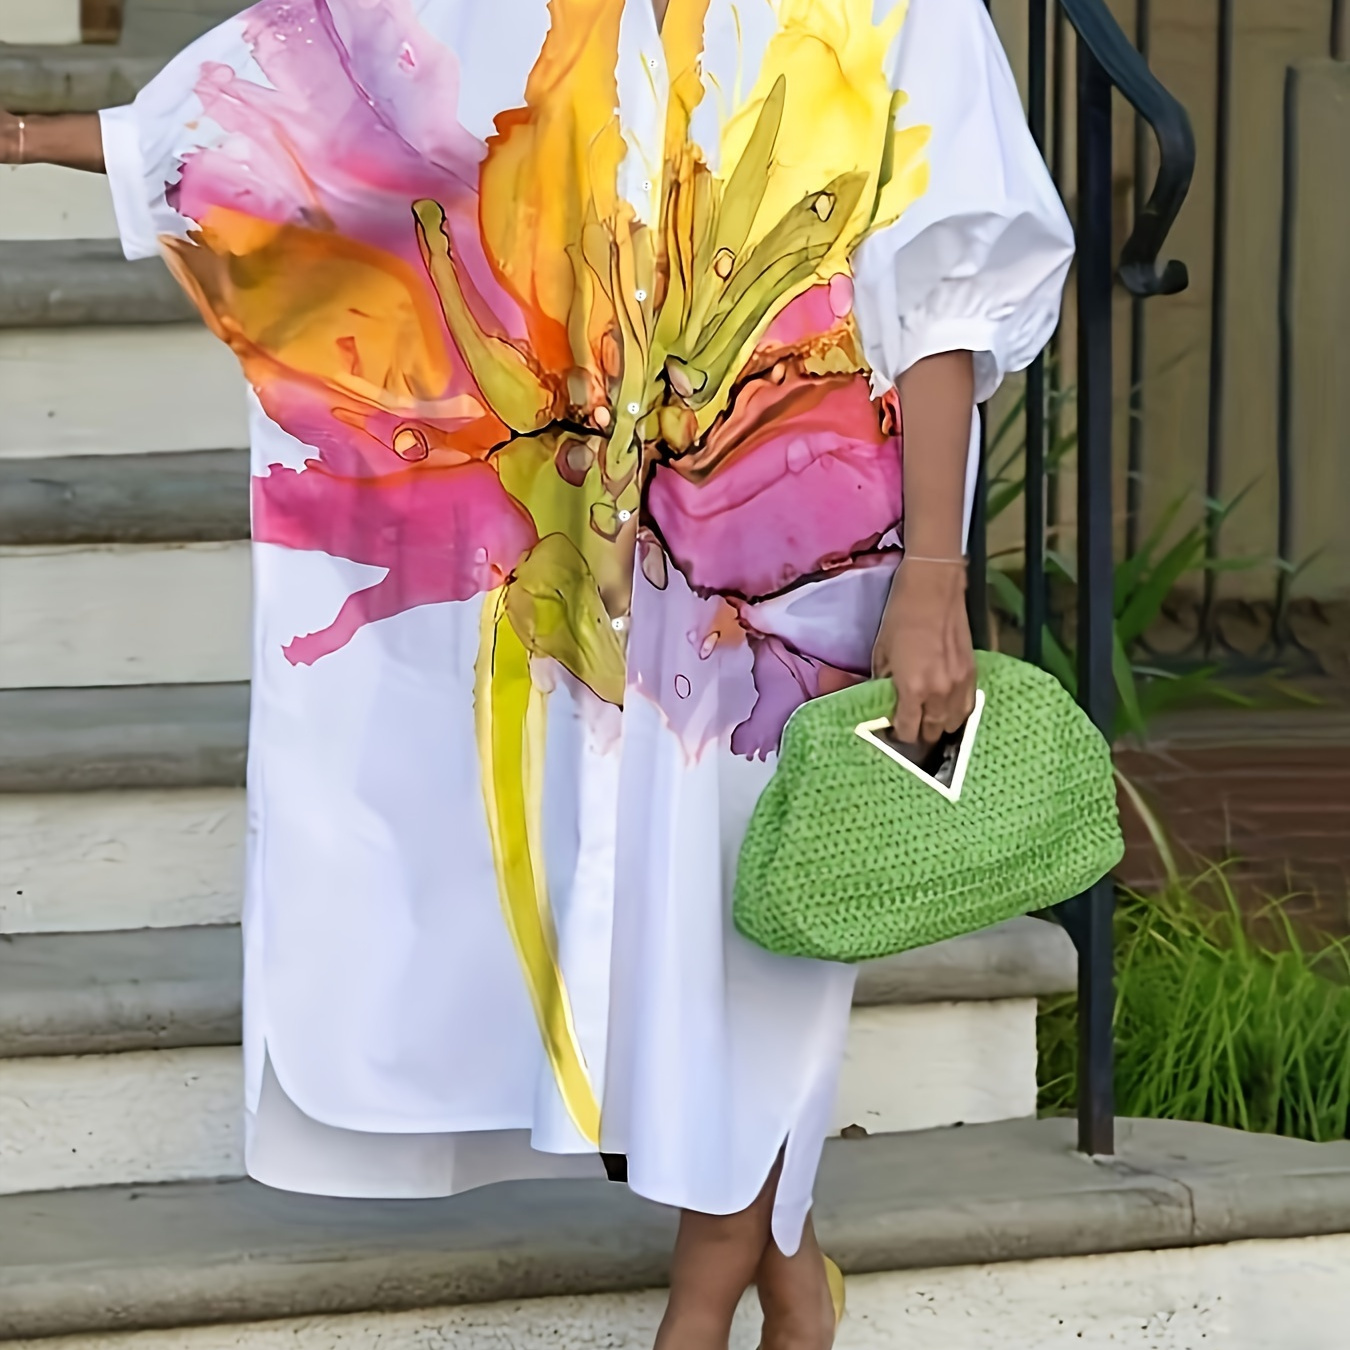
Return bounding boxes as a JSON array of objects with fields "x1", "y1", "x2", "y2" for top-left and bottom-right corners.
[{"x1": 733, "y1": 649, "x2": 1124, "y2": 963}]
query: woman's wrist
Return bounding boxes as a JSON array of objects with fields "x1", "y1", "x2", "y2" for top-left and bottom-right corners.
[
  {"x1": 886, "y1": 550, "x2": 967, "y2": 612},
  {"x1": 902, "y1": 552, "x2": 967, "y2": 566},
  {"x1": 0, "y1": 112, "x2": 106, "y2": 172},
  {"x1": 0, "y1": 115, "x2": 23, "y2": 165}
]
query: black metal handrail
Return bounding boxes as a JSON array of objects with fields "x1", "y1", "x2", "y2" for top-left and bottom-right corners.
[
  {"x1": 1012, "y1": 0, "x2": 1197, "y2": 1157},
  {"x1": 1061, "y1": 0, "x2": 1196, "y2": 297},
  {"x1": 986, "y1": 0, "x2": 1348, "y2": 1154}
]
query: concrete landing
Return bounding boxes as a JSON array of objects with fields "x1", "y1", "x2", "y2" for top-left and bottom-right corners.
[{"x1": 2, "y1": 1117, "x2": 1348, "y2": 1341}]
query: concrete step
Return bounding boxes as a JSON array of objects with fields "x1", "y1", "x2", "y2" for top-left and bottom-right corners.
[
  {"x1": 115, "y1": 0, "x2": 250, "y2": 54},
  {"x1": 0, "y1": 10, "x2": 245, "y2": 129},
  {"x1": 2, "y1": 1118, "x2": 1349, "y2": 1347},
  {"x1": 0, "y1": 540, "x2": 251, "y2": 688},
  {"x1": 0, "y1": 919, "x2": 1077, "y2": 1192},
  {"x1": 1, "y1": 0, "x2": 243, "y2": 51},
  {"x1": 0, "y1": 450, "x2": 252, "y2": 688},
  {"x1": 0, "y1": 1044, "x2": 241, "y2": 1194},
  {"x1": 1, "y1": 787, "x2": 245, "y2": 934},
  {"x1": 7, "y1": 1246, "x2": 1350, "y2": 1350},
  {"x1": 0, "y1": 449, "x2": 249, "y2": 545},
  {"x1": 0, "y1": 325, "x2": 247, "y2": 458},
  {"x1": 0, "y1": 683, "x2": 249, "y2": 792},
  {"x1": 0, "y1": 46, "x2": 162, "y2": 113},
  {"x1": 0, "y1": 682, "x2": 1084, "y2": 957},
  {"x1": 0, "y1": 1009, "x2": 1038, "y2": 1194},
  {"x1": 0, "y1": 1, "x2": 254, "y2": 112},
  {"x1": 0, "y1": 0, "x2": 81, "y2": 45},
  {"x1": 0, "y1": 240, "x2": 196, "y2": 327},
  {"x1": 0, "y1": 924, "x2": 241, "y2": 1056},
  {"x1": 0, "y1": 780, "x2": 1109, "y2": 954},
  {"x1": 0, "y1": 164, "x2": 120, "y2": 240}
]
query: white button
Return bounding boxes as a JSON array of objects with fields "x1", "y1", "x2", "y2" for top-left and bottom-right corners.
[
  {"x1": 634, "y1": 288, "x2": 647, "y2": 301},
  {"x1": 626, "y1": 401, "x2": 640, "y2": 414},
  {"x1": 641, "y1": 179, "x2": 652, "y2": 191},
  {"x1": 611, "y1": 617, "x2": 627, "y2": 631},
  {"x1": 617, "y1": 508, "x2": 633, "y2": 522},
  {"x1": 647, "y1": 57, "x2": 658, "y2": 69}
]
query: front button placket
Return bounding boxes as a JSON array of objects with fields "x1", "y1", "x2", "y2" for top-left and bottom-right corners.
[
  {"x1": 609, "y1": 0, "x2": 671, "y2": 689},
  {"x1": 614, "y1": 0, "x2": 668, "y2": 227}
]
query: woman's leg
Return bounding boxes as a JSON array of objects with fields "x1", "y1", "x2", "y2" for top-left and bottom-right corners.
[
  {"x1": 755, "y1": 1213, "x2": 836, "y2": 1350},
  {"x1": 653, "y1": 1159, "x2": 781, "y2": 1349},
  {"x1": 653, "y1": 1157, "x2": 835, "y2": 1350}
]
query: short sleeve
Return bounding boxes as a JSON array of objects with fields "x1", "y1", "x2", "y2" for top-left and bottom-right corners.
[
  {"x1": 99, "y1": 16, "x2": 254, "y2": 262},
  {"x1": 850, "y1": 0, "x2": 1075, "y2": 403}
]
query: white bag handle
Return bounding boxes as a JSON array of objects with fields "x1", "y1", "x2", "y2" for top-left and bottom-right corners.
[{"x1": 853, "y1": 688, "x2": 985, "y2": 804}]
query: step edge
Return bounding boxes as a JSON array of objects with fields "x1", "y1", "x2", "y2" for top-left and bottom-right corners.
[
  {"x1": 855, "y1": 917, "x2": 1076, "y2": 1005},
  {"x1": 0, "y1": 683, "x2": 250, "y2": 793},
  {"x1": 0, "y1": 241, "x2": 197, "y2": 328},
  {"x1": 0, "y1": 48, "x2": 165, "y2": 114},
  {"x1": 0, "y1": 448, "x2": 250, "y2": 545},
  {"x1": 0, "y1": 752, "x2": 248, "y2": 794},
  {"x1": 0, "y1": 983, "x2": 242, "y2": 1058},
  {"x1": 0, "y1": 919, "x2": 1073, "y2": 1059}
]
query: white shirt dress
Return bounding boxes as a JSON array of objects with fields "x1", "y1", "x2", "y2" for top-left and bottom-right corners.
[{"x1": 100, "y1": 0, "x2": 1073, "y2": 1252}]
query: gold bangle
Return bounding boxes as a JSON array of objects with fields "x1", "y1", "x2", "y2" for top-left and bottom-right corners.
[
  {"x1": 902, "y1": 553, "x2": 968, "y2": 566},
  {"x1": 15, "y1": 117, "x2": 25, "y2": 165}
]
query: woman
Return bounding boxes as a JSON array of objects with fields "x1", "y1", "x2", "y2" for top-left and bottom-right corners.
[{"x1": 1, "y1": 0, "x2": 1070, "y2": 1343}]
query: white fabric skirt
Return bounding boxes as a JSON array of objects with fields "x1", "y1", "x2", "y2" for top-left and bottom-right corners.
[{"x1": 243, "y1": 731, "x2": 860, "y2": 1250}]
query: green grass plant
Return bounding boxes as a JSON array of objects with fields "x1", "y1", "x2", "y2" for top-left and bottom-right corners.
[{"x1": 1038, "y1": 869, "x2": 1350, "y2": 1142}]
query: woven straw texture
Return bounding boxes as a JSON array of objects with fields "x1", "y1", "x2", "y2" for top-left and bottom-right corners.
[{"x1": 733, "y1": 650, "x2": 1124, "y2": 962}]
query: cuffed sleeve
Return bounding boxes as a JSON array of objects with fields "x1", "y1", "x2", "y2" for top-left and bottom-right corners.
[
  {"x1": 851, "y1": 0, "x2": 1075, "y2": 402},
  {"x1": 99, "y1": 104, "x2": 158, "y2": 260},
  {"x1": 95, "y1": 16, "x2": 254, "y2": 264}
]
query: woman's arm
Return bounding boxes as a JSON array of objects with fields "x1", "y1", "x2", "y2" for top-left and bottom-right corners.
[
  {"x1": 872, "y1": 350, "x2": 978, "y2": 745},
  {"x1": 0, "y1": 109, "x2": 105, "y2": 171}
]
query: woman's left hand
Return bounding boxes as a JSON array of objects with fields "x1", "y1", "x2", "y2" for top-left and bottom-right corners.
[{"x1": 871, "y1": 558, "x2": 977, "y2": 747}]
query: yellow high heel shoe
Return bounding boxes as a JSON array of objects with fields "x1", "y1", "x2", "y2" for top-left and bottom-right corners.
[{"x1": 824, "y1": 1255, "x2": 846, "y2": 1327}]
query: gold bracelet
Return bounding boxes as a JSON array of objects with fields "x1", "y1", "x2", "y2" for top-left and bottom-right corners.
[
  {"x1": 15, "y1": 117, "x2": 25, "y2": 165},
  {"x1": 902, "y1": 553, "x2": 968, "y2": 566}
]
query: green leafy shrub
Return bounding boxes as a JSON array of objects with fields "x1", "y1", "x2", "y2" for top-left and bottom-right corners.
[{"x1": 1038, "y1": 871, "x2": 1350, "y2": 1141}]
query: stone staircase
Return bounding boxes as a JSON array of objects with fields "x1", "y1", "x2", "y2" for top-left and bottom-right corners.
[
  {"x1": 3, "y1": 5, "x2": 1350, "y2": 1346},
  {"x1": 4, "y1": 1118, "x2": 1349, "y2": 1349}
]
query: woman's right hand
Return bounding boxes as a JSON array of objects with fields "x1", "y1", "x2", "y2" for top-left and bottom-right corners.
[{"x1": 872, "y1": 557, "x2": 977, "y2": 746}]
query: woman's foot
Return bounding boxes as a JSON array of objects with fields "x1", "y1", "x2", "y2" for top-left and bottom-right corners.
[{"x1": 755, "y1": 1218, "x2": 839, "y2": 1350}]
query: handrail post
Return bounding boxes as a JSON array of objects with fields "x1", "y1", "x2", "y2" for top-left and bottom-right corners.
[
  {"x1": 1053, "y1": 0, "x2": 1195, "y2": 1159},
  {"x1": 1069, "y1": 33, "x2": 1118, "y2": 1158},
  {"x1": 1024, "y1": 0, "x2": 1049, "y2": 667}
]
